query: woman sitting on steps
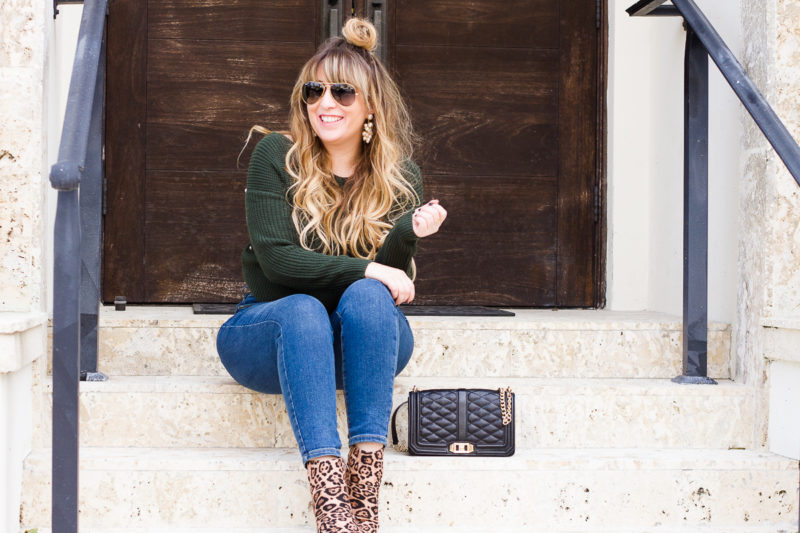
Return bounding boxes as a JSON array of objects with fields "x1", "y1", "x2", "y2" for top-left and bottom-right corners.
[{"x1": 215, "y1": 17, "x2": 447, "y2": 532}]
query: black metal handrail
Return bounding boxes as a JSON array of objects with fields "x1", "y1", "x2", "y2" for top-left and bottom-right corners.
[
  {"x1": 627, "y1": 0, "x2": 800, "y2": 384},
  {"x1": 49, "y1": 0, "x2": 108, "y2": 530}
]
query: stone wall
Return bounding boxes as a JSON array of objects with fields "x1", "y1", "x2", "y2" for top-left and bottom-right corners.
[
  {"x1": 768, "y1": 0, "x2": 800, "y2": 318},
  {"x1": 1, "y1": 0, "x2": 47, "y2": 312},
  {"x1": 738, "y1": 0, "x2": 800, "y2": 456},
  {"x1": 0, "y1": 0, "x2": 49, "y2": 531}
]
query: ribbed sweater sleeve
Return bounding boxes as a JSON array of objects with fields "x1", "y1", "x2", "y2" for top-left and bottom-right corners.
[
  {"x1": 245, "y1": 134, "x2": 370, "y2": 290},
  {"x1": 374, "y1": 160, "x2": 424, "y2": 273}
]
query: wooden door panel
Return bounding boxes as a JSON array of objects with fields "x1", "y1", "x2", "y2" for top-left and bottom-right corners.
[
  {"x1": 104, "y1": 0, "x2": 147, "y2": 302},
  {"x1": 416, "y1": 237, "x2": 556, "y2": 304},
  {"x1": 146, "y1": 123, "x2": 258, "y2": 172},
  {"x1": 147, "y1": 80, "x2": 278, "y2": 123},
  {"x1": 146, "y1": 80, "x2": 274, "y2": 170},
  {"x1": 396, "y1": 45, "x2": 558, "y2": 177},
  {"x1": 414, "y1": 175, "x2": 557, "y2": 305},
  {"x1": 557, "y1": 0, "x2": 598, "y2": 306},
  {"x1": 149, "y1": 0, "x2": 315, "y2": 41},
  {"x1": 105, "y1": 0, "x2": 319, "y2": 303},
  {"x1": 147, "y1": 40, "x2": 315, "y2": 83},
  {"x1": 146, "y1": 41, "x2": 313, "y2": 171},
  {"x1": 395, "y1": 0, "x2": 558, "y2": 48},
  {"x1": 392, "y1": 0, "x2": 597, "y2": 306},
  {"x1": 144, "y1": 170, "x2": 247, "y2": 301}
]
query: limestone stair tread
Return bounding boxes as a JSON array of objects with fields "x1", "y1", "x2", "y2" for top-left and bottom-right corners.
[
  {"x1": 20, "y1": 447, "x2": 798, "y2": 530},
  {"x1": 25, "y1": 524, "x2": 797, "y2": 533},
  {"x1": 21, "y1": 527, "x2": 800, "y2": 533},
  {"x1": 74, "y1": 307, "x2": 732, "y2": 378},
  {"x1": 50, "y1": 374, "x2": 751, "y2": 394},
  {"x1": 23, "y1": 445, "x2": 798, "y2": 471},
  {"x1": 36, "y1": 375, "x2": 756, "y2": 450},
  {"x1": 94, "y1": 306, "x2": 730, "y2": 330},
  {"x1": 56, "y1": 374, "x2": 752, "y2": 396}
]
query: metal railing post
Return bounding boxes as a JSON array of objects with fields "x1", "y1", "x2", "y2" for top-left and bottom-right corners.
[
  {"x1": 674, "y1": 26, "x2": 716, "y2": 384},
  {"x1": 629, "y1": 0, "x2": 800, "y2": 383},
  {"x1": 49, "y1": 0, "x2": 109, "y2": 530},
  {"x1": 80, "y1": 34, "x2": 107, "y2": 381},
  {"x1": 51, "y1": 190, "x2": 81, "y2": 533}
]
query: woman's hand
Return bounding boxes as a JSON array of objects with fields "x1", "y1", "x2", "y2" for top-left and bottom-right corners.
[
  {"x1": 413, "y1": 199, "x2": 447, "y2": 238},
  {"x1": 365, "y1": 262, "x2": 415, "y2": 305}
]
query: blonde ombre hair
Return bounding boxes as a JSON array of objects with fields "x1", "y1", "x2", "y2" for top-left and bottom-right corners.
[{"x1": 244, "y1": 18, "x2": 419, "y2": 261}]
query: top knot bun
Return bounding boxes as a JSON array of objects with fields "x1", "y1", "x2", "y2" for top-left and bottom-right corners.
[{"x1": 342, "y1": 18, "x2": 378, "y2": 52}]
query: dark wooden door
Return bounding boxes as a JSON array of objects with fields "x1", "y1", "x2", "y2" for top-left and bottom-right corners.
[
  {"x1": 386, "y1": 0, "x2": 601, "y2": 306},
  {"x1": 104, "y1": 0, "x2": 603, "y2": 306},
  {"x1": 104, "y1": 0, "x2": 319, "y2": 303}
]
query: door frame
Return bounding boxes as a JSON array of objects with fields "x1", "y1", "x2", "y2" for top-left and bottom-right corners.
[{"x1": 596, "y1": 0, "x2": 608, "y2": 308}]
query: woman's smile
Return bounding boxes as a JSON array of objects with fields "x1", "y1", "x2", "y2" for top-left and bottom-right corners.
[{"x1": 319, "y1": 114, "x2": 344, "y2": 124}]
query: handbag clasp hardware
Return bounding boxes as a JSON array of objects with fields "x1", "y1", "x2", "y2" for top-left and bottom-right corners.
[{"x1": 448, "y1": 442, "x2": 474, "y2": 454}]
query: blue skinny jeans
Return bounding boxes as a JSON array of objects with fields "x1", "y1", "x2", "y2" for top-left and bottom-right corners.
[{"x1": 216, "y1": 278, "x2": 414, "y2": 464}]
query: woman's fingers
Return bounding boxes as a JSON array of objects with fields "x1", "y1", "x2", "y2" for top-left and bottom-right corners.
[
  {"x1": 393, "y1": 272, "x2": 412, "y2": 305},
  {"x1": 413, "y1": 201, "x2": 447, "y2": 238},
  {"x1": 415, "y1": 204, "x2": 446, "y2": 224},
  {"x1": 416, "y1": 210, "x2": 435, "y2": 226},
  {"x1": 365, "y1": 262, "x2": 415, "y2": 306}
]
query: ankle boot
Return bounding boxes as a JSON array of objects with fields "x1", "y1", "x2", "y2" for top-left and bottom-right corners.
[
  {"x1": 345, "y1": 446, "x2": 384, "y2": 533},
  {"x1": 306, "y1": 456, "x2": 361, "y2": 533}
]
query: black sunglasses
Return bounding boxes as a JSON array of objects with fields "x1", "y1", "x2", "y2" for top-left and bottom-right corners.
[{"x1": 302, "y1": 81, "x2": 358, "y2": 107}]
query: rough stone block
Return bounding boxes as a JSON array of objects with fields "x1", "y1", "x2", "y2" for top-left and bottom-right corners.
[
  {"x1": 19, "y1": 448, "x2": 798, "y2": 530},
  {"x1": 38, "y1": 376, "x2": 755, "y2": 450}
]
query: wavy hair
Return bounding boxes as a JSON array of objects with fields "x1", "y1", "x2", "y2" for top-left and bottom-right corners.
[{"x1": 243, "y1": 18, "x2": 419, "y2": 261}]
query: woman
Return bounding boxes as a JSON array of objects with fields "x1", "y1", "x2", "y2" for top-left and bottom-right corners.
[{"x1": 216, "y1": 17, "x2": 446, "y2": 533}]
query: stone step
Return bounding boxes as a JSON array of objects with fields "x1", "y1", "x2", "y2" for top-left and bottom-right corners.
[
  {"x1": 20, "y1": 447, "x2": 798, "y2": 530},
  {"x1": 57, "y1": 306, "x2": 731, "y2": 378},
  {"x1": 23, "y1": 526, "x2": 800, "y2": 533},
  {"x1": 36, "y1": 376, "x2": 755, "y2": 450}
]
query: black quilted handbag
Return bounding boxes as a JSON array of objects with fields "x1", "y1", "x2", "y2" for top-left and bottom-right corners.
[{"x1": 390, "y1": 387, "x2": 515, "y2": 456}]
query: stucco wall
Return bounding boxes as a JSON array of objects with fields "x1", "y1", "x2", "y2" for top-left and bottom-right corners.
[{"x1": 607, "y1": 0, "x2": 742, "y2": 323}]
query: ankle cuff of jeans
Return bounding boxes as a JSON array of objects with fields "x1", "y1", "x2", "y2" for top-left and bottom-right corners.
[
  {"x1": 303, "y1": 447, "x2": 342, "y2": 466},
  {"x1": 348, "y1": 434, "x2": 388, "y2": 447}
]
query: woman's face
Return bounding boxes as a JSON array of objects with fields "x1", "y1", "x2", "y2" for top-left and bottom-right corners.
[{"x1": 307, "y1": 66, "x2": 371, "y2": 153}]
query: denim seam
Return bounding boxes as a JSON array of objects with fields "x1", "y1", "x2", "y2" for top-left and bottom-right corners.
[
  {"x1": 387, "y1": 311, "x2": 401, "y2": 423},
  {"x1": 274, "y1": 325, "x2": 308, "y2": 456},
  {"x1": 335, "y1": 308, "x2": 354, "y2": 442},
  {"x1": 370, "y1": 313, "x2": 400, "y2": 440},
  {"x1": 334, "y1": 310, "x2": 348, "y2": 408}
]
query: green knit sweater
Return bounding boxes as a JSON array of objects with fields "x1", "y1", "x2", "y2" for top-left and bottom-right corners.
[{"x1": 241, "y1": 132, "x2": 423, "y2": 311}]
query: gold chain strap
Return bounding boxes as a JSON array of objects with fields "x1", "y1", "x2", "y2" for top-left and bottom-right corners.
[{"x1": 499, "y1": 387, "x2": 513, "y2": 426}]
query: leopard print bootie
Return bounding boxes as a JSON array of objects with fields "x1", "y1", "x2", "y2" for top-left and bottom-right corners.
[
  {"x1": 345, "y1": 446, "x2": 384, "y2": 533},
  {"x1": 306, "y1": 455, "x2": 361, "y2": 533}
]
